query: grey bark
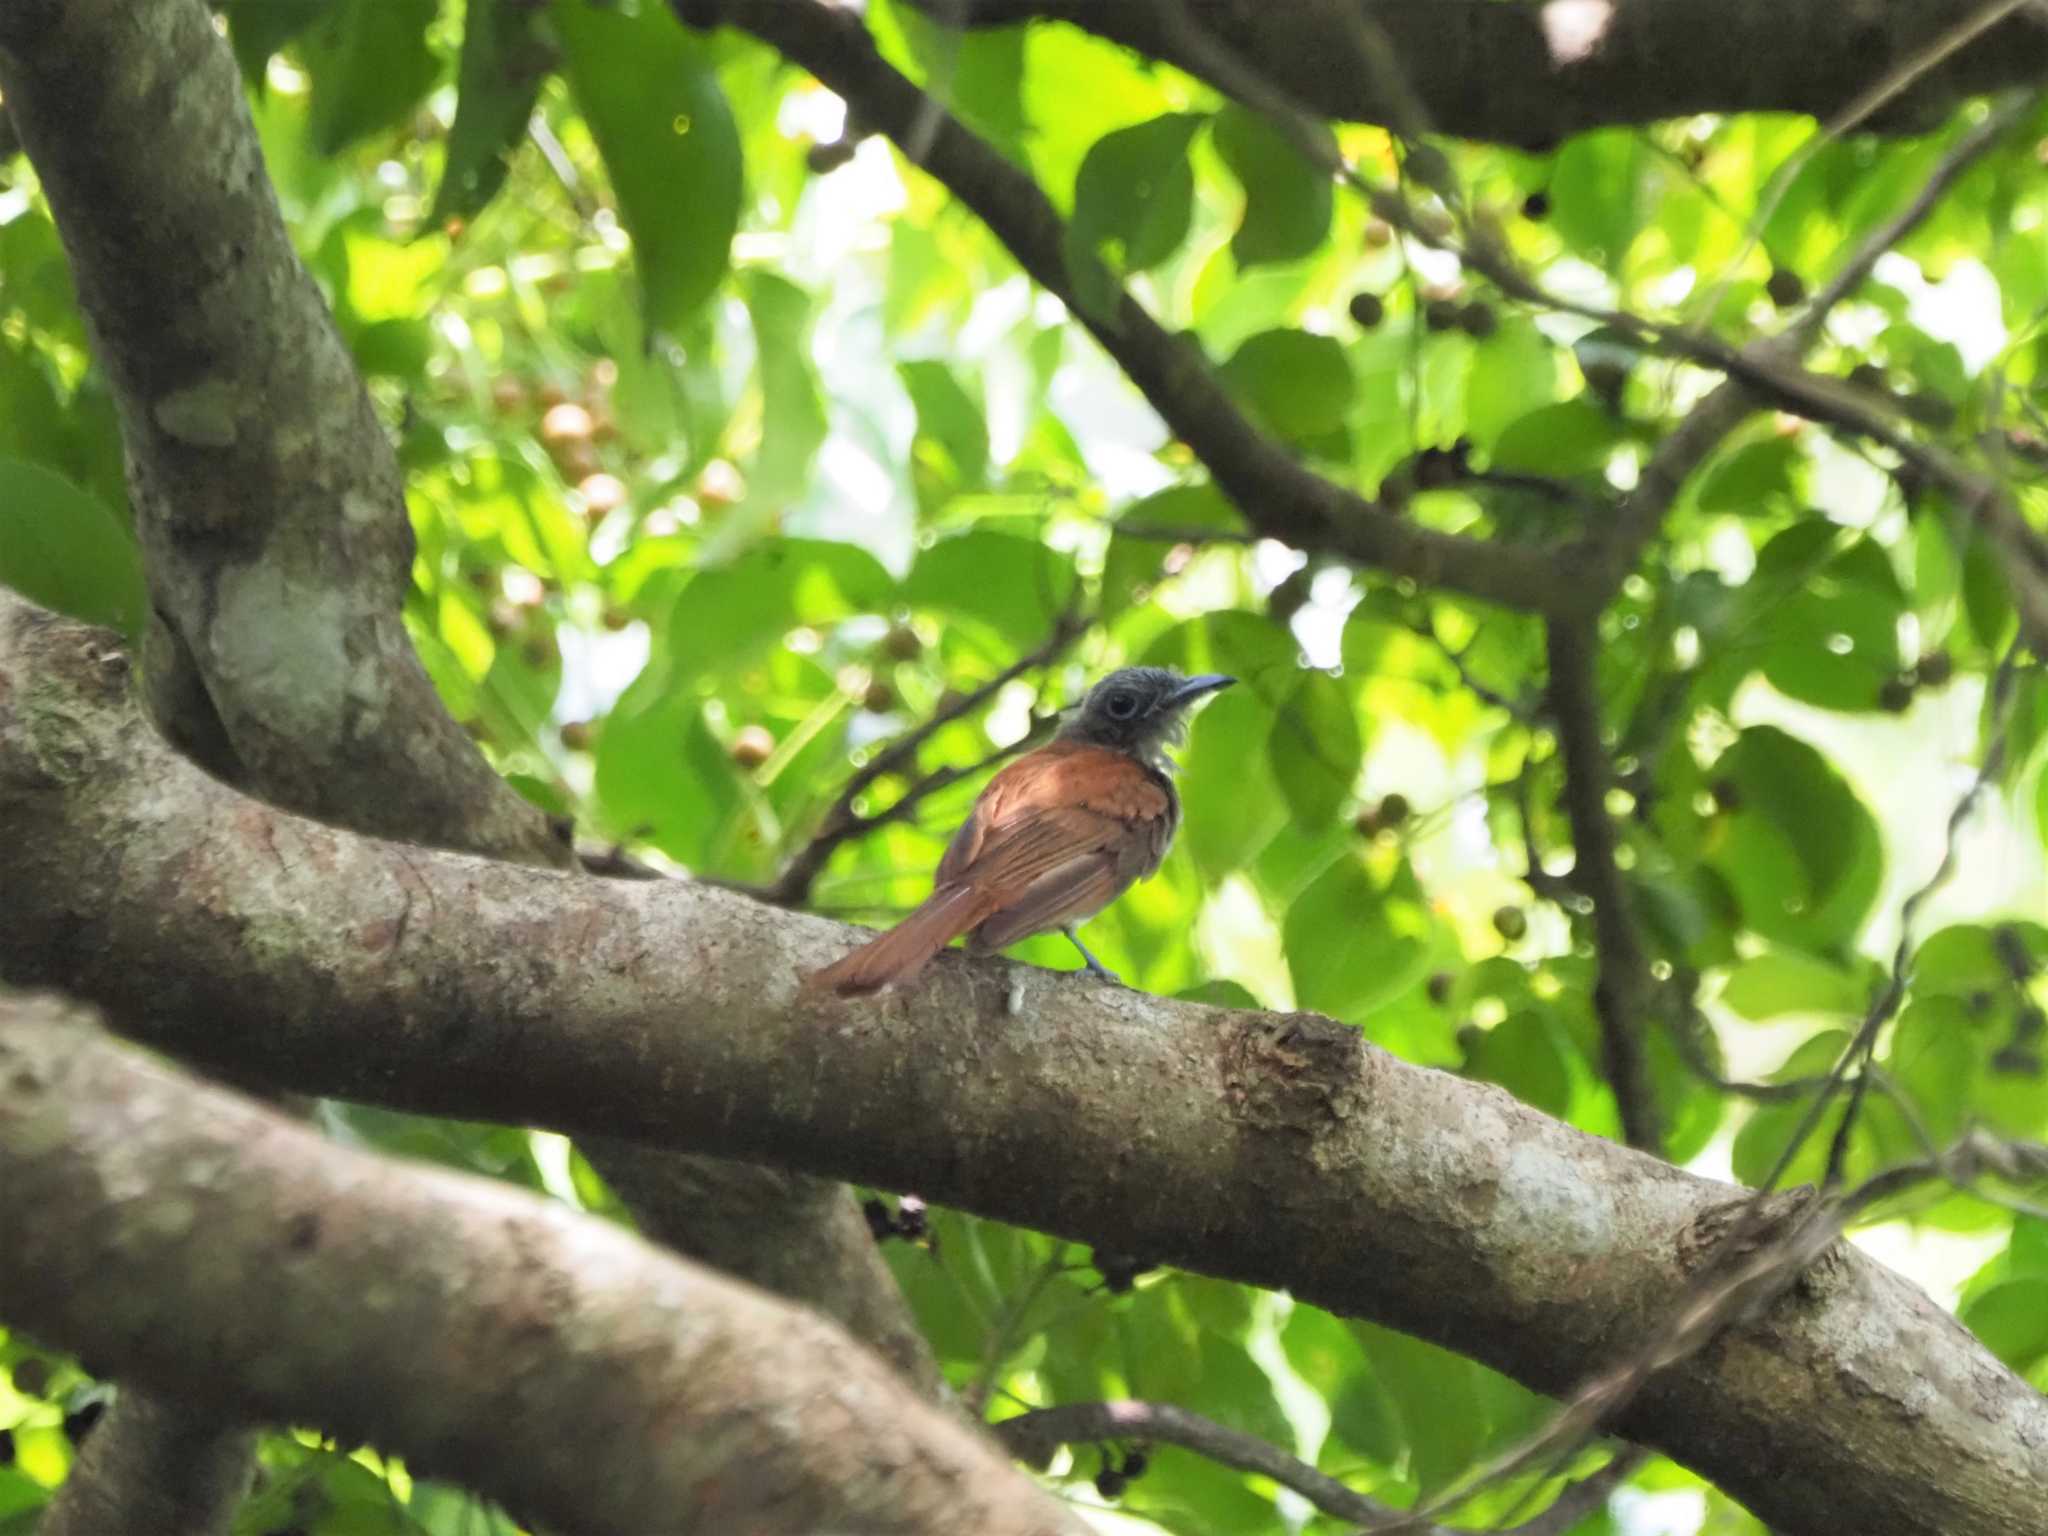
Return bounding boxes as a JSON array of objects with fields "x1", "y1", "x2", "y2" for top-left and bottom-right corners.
[
  {"x1": 909, "y1": 0, "x2": 2048, "y2": 146},
  {"x1": 0, "y1": 7, "x2": 941, "y2": 1526},
  {"x1": 0, "y1": 991, "x2": 1082, "y2": 1536},
  {"x1": 5, "y1": 591, "x2": 2046, "y2": 1536}
]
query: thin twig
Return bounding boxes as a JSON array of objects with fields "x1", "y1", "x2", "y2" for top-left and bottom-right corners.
[
  {"x1": 757, "y1": 613, "x2": 1085, "y2": 908},
  {"x1": 1545, "y1": 617, "x2": 1661, "y2": 1155},
  {"x1": 992, "y1": 1399, "x2": 1641, "y2": 1535}
]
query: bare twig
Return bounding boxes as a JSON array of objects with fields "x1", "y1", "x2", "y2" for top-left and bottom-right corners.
[
  {"x1": 758, "y1": 613, "x2": 1085, "y2": 908},
  {"x1": 1545, "y1": 618, "x2": 1661, "y2": 1155},
  {"x1": 992, "y1": 1399, "x2": 1641, "y2": 1535}
]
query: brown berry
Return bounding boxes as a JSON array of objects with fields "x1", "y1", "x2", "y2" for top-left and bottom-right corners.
[
  {"x1": 863, "y1": 681, "x2": 897, "y2": 712},
  {"x1": 695, "y1": 458, "x2": 745, "y2": 508},
  {"x1": 1915, "y1": 649, "x2": 1954, "y2": 688},
  {"x1": 1457, "y1": 302, "x2": 1498, "y2": 339},
  {"x1": 1766, "y1": 268, "x2": 1805, "y2": 308},
  {"x1": 1363, "y1": 218, "x2": 1394, "y2": 249},
  {"x1": 1878, "y1": 675, "x2": 1915, "y2": 712},
  {"x1": 489, "y1": 377, "x2": 529, "y2": 415},
  {"x1": 540, "y1": 401, "x2": 595, "y2": 448},
  {"x1": 536, "y1": 381, "x2": 570, "y2": 410},
  {"x1": 1424, "y1": 298, "x2": 1461, "y2": 332},
  {"x1": 881, "y1": 623, "x2": 924, "y2": 661},
  {"x1": 1427, "y1": 971, "x2": 1453, "y2": 1005},
  {"x1": 1348, "y1": 292, "x2": 1385, "y2": 329},
  {"x1": 559, "y1": 720, "x2": 594, "y2": 751},
  {"x1": 1492, "y1": 905, "x2": 1528, "y2": 941},
  {"x1": 731, "y1": 725, "x2": 775, "y2": 769},
  {"x1": 576, "y1": 472, "x2": 628, "y2": 519},
  {"x1": 1521, "y1": 190, "x2": 1550, "y2": 220}
]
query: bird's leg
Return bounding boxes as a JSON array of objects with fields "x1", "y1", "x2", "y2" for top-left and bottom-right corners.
[{"x1": 1062, "y1": 927, "x2": 1122, "y2": 984}]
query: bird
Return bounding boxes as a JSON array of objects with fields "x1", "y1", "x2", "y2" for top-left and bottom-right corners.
[{"x1": 804, "y1": 667, "x2": 1236, "y2": 997}]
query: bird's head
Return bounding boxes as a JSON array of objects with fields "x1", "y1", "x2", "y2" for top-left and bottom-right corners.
[{"x1": 1057, "y1": 667, "x2": 1235, "y2": 762}]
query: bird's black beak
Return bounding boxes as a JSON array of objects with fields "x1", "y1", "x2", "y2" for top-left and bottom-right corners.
[{"x1": 1166, "y1": 673, "x2": 1236, "y2": 708}]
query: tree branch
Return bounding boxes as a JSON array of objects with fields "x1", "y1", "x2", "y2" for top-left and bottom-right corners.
[
  {"x1": 687, "y1": 0, "x2": 1569, "y2": 615},
  {"x1": 0, "y1": 0, "x2": 945, "y2": 1426},
  {"x1": 901, "y1": 0, "x2": 2048, "y2": 146},
  {"x1": 993, "y1": 1400, "x2": 1640, "y2": 1534},
  {"x1": 0, "y1": 990, "x2": 1083, "y2": 1536},
  {"x1": 1545, "y1": 618, "x2": 1661, "y2": 1155},
  {"x1": 6, "y1": 593, "x2": 2047, "y2": 1536}
]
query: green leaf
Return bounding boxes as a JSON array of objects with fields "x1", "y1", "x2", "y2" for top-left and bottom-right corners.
[
  {"x1": 1719, "y1": 950, "x2": 1866, "y2": 1018},
  {"x1": 1212, "y1": 104, "x2": 1332, "y2": 269},
  {"x1": 559, "y1": 4, "x2": 742, "y2": 334},
  {"x1": 301, "y1": 0, "x2": 440, "y2": 155},
  {"x1": 432, "y1": 0, "x2": 554, "y2": 223},
  {"x1": 1268, "y1": 669, "x2": 1361, "y2": 827},
  {"x1": 1219, "y1": 328, "x2": 1354, "y2": 442},
  {"x1": 1695, "y1": 435, "x2": 1804, "y2": 514},
  {"x1": 1490, "y1": 399, "x2": 1621, "y2": 476},
  {"x1": 1465, "y1": 1011, "x2": 1575, "y2": 1118},
  {"x1": 669, "y1": 537, "x2": 891, "y2": 676},
  {"x1": 1062, "y1": 113, "x2": 1204, "y2": 316},
  {"x1": 1177, "y1": 685, "x2": 1288, "y2": 875},
  {"x1": 903, "y1": 530, "x2": 1076, "y2": 646},
  {"x1": 1463, "y1": 318, "x2": 1562, "y2": 451},
  {"x1": 1962, "y1": 1278, "x2": 2048, "y2": 1375},
  {"x1": 1285, "y1": 854, "x2": 1434, "y2": 1019},
  {"x1": 223, "y1": 0, "x2": 330, "y2": 85},
  {"x1": 899, "y1": 360, "x2": 989, "y2": 492},
  {"x1": 1550, "y1": 130, "x2": 1645, "y2": 271},
  {"x1": 1708, "y1": 725, "x2": 1883, "y2": 953},
  {"x1": 742, "y1": 273, "x2": 829, "y2": 512},
  {"x1": 1756, "y1": 539, "x2": 1905, "y2": 712},
  {"x1": 0, "y1": 459, "x2": 146, "y2": 640}
]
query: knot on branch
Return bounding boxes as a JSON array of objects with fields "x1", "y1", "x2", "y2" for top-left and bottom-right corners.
[{"x1": 1219, "y1": 1011, "x2": 1367, "y2": 1139}]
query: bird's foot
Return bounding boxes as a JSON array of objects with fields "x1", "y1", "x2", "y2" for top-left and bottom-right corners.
[{"x1": 1063, "y1": 928, "x2": 1123, "y2": 985}]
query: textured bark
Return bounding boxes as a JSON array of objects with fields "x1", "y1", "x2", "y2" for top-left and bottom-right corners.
[
  {"x1": 0, "y1": 992, "x2": 1081, "y2": 1536},
  {"x1": 0, "y1": 0, "x2": 567, "y2": 865},
  {"x1": 908, "y1": 0, "x2": 2048, "y2": 146},
  {"x1": 5, "y1": 594, "x2": 2047, "y2": 1536},
  {"x1": 0, "y1": 0, "x2": 941, "y2": 1469},
  {"x1": 31, "y1": 1395, "x2": 255, "y2": 1536}
]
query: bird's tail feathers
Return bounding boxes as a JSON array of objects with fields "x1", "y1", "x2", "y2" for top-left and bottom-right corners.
[{"x1": 803, "y1": 884, "x2": 987, "y2": 997}]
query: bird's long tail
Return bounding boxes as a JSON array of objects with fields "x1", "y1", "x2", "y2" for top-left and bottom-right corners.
[{"x1": 803, "y1": 884, "x2": 990, "y2": 997}]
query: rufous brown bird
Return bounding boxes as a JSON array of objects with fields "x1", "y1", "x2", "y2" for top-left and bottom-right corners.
[{"x1": 805, "y1": 667, "x2": 1235, "y2": 996}]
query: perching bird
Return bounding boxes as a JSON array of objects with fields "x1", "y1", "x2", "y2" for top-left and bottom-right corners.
[{"x1": 804, "y1": 667, "x2": 1235, "y2": 996}]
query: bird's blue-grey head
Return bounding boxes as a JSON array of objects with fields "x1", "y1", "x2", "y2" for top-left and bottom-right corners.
[{"x1": 1057, "y1": 667, "x2": 1235, "y2": 761}]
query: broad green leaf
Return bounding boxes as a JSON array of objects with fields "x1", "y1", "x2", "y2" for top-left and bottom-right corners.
[
  {"x1": 1962, "y1": 1278, "x2": 2048, "y2": 1375},
  {"x1": 1550, "y1": 130, "x2": 1645, "y2": 270},
  {"x1": 668, "y1": 537, "x2": 891, "y2": 676},
  {"x1": 1491, "y1": 399, "x2": 1622, "y2": 476},
  {"x1": 1719, "y1": 950, "x2": 1866, "y2": 1019},
  {"x1": 1176, "y1": 685, "x2": 1288, "y2": 875},
  {"x1": 301, "y1": 0, "x2": 439, "y2": 155},
  {"x1": 433, "y1": 0, "x2": 554, "y2": 223},
  {"x1": 899, "y1": 360, "x2": 989, "y2": 493},
  {"x1": 742, "y1": 273, "x2": 829, "y2": 512},
  {"x1": 1695, "y1": 435, "x2": 1804, "y2": 515},
  {"x1": 1285, "y1": 854, "x2": 1434, "y2": 1019},
  {"x1": 0, "y1": 460, "x2": 146, "y2": 640},
  {"x1": 1465, "y1": 1011, "x2": 1575, "y2": 1119},
  {"x1": 1212, "y1": 104, "x2": 1332, "y2": 268},
  {"x1": 224, "y1": 0, "x2": 331, "y2": 85},
  {"x1": 1062, "y1": 113, "x2": 1204, "y2": 317},
  {"x1": 1218, "y1": 328, "x2": 1354, "y2": 442},
  {"x1": 1756, "y1": 540, "x2": 1905, "y2": 712},
  {"x1": 1268, "y1": 669, "x2": 1362, "y2": 827},
  {"x1": 902, "y1": 530, "x2": 1076, "y2": 646},
  {"x1": 559, "y1": 5, "x2": 742, "y2": 334},
  {"x1": 1707, "y1": 726, "x2": 1883, "y2": 953}
]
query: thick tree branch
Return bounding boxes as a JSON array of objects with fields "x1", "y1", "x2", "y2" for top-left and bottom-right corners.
[
  {"x1": 0, "y1": 0, "x2": 943, "y2": 1427},
  {"x1": 690, "y1": 0, "x2": 1567, "y2": 614},
  {"x1": 29, "y1": 1395, "x2": 254, "y2": 1536},
  {"x1": 0, "y1": 0, "x2": 567, "y2": 867},
  {"x1": 903, "y1": 0, "x2": 2048, "y2": 146},
  {"x1": 0, "y1": 990, "x2": 1082, "y2": 1536},
  {"x1": 1544, "y1": 618, "x2": 1661, "y2": 1155},
  {"x1": 5, "y1": 595, "x2": 2047, "y2": 1536}
]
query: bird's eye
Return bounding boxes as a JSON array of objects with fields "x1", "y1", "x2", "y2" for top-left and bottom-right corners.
[{"x1": 1104, "y1": 690, "x2": 1141, "y2": 720}]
